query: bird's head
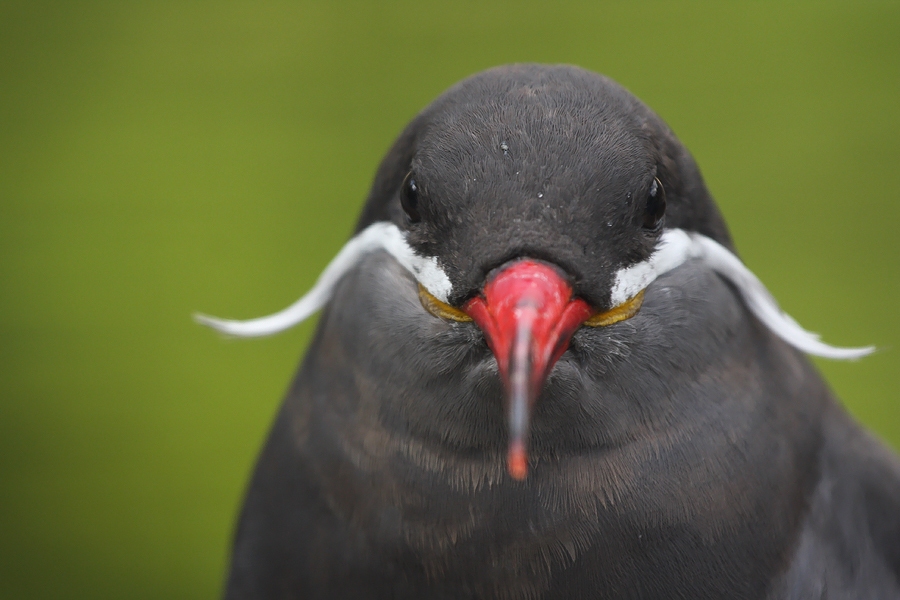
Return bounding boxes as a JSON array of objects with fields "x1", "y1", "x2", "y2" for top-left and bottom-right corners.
[
  {"x1": 364, "y1": 65, "x2": 731, "y2": 478},
  {"x1": 196, "y1": 64, "x2": 873, "y2": 480}
]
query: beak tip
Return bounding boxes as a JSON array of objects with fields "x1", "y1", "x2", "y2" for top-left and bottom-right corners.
[{"x1": 507, "y1": 440, "x2": 529, "y2": 480}]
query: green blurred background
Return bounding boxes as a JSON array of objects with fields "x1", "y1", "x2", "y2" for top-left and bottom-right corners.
[{"x1": 1, "y1": 1, "x2": 898, "y2": 598}]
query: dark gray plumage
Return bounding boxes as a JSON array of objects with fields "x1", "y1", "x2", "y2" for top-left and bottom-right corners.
[{"x1": 219, "y1": 64, "x2": 900, "y2": 599}]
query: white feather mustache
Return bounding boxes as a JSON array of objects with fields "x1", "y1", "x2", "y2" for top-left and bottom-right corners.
[{"x1": 195, "y1": 222, "x2": 874, "y2": 361}]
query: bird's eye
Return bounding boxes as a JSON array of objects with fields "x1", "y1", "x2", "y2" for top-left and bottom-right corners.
[
  {"x1": 642, "y1": 177, "x2": 666, "y2": 231},
  {"x1": 400, "y1": 171, "x2": 421, "y2": 223}
]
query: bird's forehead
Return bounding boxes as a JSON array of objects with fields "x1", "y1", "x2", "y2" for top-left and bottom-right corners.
[
  {"x1": 414, "y1": 90, "x2": 654, "y2": 189},
  {"x1": 410, "y1": 107, "x2": 655, "y2": 245}
]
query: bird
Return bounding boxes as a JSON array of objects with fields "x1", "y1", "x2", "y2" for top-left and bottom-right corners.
[{"x1": 197, "y1": 64, "x2": 900, "y2": 599}]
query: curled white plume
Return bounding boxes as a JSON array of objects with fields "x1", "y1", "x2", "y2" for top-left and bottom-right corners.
[
  {"x1": 194, "y1": 222, "x2": 451, "y2": 337},
  {"x1": 689, "y1": 235, "x2": 874, "y2": 360},
  {"x1": 611, "y1": 229, "x2": 874, "y2": 360},
  {"x1": 196, "y1": 222, "x2": 874, "y2": 360}
]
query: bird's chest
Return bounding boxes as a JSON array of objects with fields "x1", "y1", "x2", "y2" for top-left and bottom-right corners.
[
  {"x1": 308, "y1": 442, "x2": 607, "y2": 598},
  {"x1": 300, "y1": 402, "x2": 805, "y2": 600}
]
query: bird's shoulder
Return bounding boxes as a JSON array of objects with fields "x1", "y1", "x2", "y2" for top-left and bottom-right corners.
[{"x1": 768, "y1": 404, "x2": 900, "y2": 599}]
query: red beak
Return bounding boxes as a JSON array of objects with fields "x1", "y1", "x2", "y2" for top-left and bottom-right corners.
[{"x1": 463, "y1": 260, "x2": 593, "y2": 480}]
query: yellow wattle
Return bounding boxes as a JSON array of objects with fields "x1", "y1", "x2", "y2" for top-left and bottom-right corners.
[
  {"x1": 584, "y1": 289, "x2": 645, "y2": 327},
  {"x1": 419, "y1": 283, "x2": 644, "y2": 327},
  {"x1": 418, "y1": 284, "x2": 473, "y2": 322}
]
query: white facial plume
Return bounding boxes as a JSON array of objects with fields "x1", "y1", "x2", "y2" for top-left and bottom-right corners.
[{"x1": 195, "y1": 222, "x2": 874, "y2": 360}]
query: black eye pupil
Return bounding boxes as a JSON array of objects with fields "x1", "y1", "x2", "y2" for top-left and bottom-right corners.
[
  {"x1": 401, "y1": 171, "x2": 421, "y2": 223},
  {"x1": 642, "y1": 177, "x2": 666, "y2": 231}
]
